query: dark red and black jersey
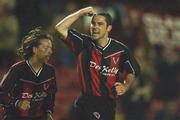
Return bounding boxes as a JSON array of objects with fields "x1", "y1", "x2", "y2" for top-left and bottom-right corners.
[
  {"x1": 0, "y1": 60, "x2": 57, "y2": 118},
  {"x1": 64, "y1": 29, "x2": 140, "y2": 98}
]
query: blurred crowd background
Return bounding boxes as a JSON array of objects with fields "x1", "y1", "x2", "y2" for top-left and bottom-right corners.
[{"x1": 0, "y1": 0, "x2": 179, "y2": 120}]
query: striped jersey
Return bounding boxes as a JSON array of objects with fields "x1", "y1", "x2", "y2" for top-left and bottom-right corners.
[
  {"x1": 0, "y1": 60, "x2": 57, "y2": 118},
  {"x1": 64, "y1": 29, "x2": 140, "y2": 98}
]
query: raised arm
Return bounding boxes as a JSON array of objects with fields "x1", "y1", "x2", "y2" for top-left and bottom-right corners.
[
  {"x1": 0, "y1": 68, "x2": 17, "y2": 107},
  {"x1": 55, "y1": 6, "x2": 94, "y2": 40}
]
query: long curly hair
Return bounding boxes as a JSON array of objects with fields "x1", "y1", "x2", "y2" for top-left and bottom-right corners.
[{"x1": 17, "y1": 27, "x2": 53, "y2": 60}]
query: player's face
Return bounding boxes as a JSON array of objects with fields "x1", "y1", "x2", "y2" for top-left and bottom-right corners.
[
  {"x1": 34, "y1": 39, "x2": 53, "y2": 63},
  {"x1": 90, "y1": 15, "x2": 111, "y2": 41}
]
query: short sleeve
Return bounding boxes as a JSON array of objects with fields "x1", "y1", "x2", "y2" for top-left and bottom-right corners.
[
  {"x1": 121, "y1": 48, "x2": 140, "y2": 77},
  {"x1": 63, "y1": 29, "x2": 84, "y2": 55}
]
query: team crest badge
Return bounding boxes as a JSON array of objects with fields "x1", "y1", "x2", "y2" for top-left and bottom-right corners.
[
  {"x1": 43, "y1": 83, "x2": 49, "y2": 90},
  {"x1": 113, "y1": 57, "x2": 119, "y2": 64}
]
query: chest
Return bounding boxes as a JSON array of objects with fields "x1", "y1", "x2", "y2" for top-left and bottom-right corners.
[
  {"x1": 79, "y1": 47, "x2": 125, "y2": 78},
  {"x1": 13, "y1": 66, "x2": 54, "y2": 94},
  {"x1": 14, "y1": 77, "x2": 54, "y2": 101},
  {"x1": 81, "y1": 46, "x2": 123, "y2": 67}
]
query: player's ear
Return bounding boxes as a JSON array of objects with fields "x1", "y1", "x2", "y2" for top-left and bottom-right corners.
[
  {"x1": 107, "y1": 25, "x2": 112, "y2": 32},
  {"x1": 32, "y1": 46, "x2": 37, "y2": 54}
]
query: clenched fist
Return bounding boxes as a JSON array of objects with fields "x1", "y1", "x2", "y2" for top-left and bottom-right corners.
[
  {"x1": 114, "y1": 82, "x2": 129, "y2": 96},
  {"x1": 79, "y1": 6, "x2": 94, "y2": 16},
  {"x1": 17, "y1": 100, "x2": 30, "y2": 111}
]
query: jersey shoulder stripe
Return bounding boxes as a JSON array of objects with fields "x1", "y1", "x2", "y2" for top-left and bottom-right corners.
[{"x1": 111, "y1": 39, "x2": 128, "y2": 49}]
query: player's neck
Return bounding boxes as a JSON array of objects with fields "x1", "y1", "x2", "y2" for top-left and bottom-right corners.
[
  {"x1": 28, "y1": 57, "x2": 43, "y2": 72},
  {"x1": 96, "y1": 37, "x2": 109, "y2": 48}
]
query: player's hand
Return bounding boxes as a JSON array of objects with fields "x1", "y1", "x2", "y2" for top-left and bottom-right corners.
[
  {"x1": 114, "y1": 82, "x2": 128, "y2": 96},
  {"x1": 79, "y1": 6, "x2": 94, "y2": 16},
  {"x1": 18, "y1": 100, "x2": 30, "y2": 111},
  {"x1": 47, "y1": 113, "x2": 54, "y2": 120}
]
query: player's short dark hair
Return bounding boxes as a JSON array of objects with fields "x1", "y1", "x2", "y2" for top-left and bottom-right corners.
[
  {"x1": 92, "y1": 13, "x2": 112, "y2": 26},
  {"x1": 17, "y1": 27, "x2": 53, "y2": 60}
]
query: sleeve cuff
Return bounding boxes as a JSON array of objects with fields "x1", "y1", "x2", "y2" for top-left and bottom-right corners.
[
  {"x1": 46, "y1": 110, "x2": 52, "y2": 114},
  {"x1": 14, "y1": 100, "x2": 20, "y2": 108}
]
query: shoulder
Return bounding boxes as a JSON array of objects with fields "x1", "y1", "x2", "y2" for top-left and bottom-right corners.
[
  {"x1": 3, "y1": 61, "x2": 25, "y2": 76},
  {"x1": 11, "y1": 60, "x2": 26, "y2": 70},
  {"x1": 44, "y1": 63, "x2": 55, "y2": 71},
  {"x1": 68, "y1": 29, "x2": 90, "y2": 40},
  {"x1": 44, "y1": 64, "x2": 56, "y2": 79},
  {"x1": 111, "y1": 39, "x2": 128, "y2": 48},
  {"x1": 110, "y1": 38, "x2": 129, "y2": 51}
]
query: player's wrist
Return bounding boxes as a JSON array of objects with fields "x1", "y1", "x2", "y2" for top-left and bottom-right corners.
[
  {"x1": 46, "y1": 110, "x2": 52, "y2": 114},
  {"x1": 77, "y1": 9, "x2": 85, "y2": 17},
  {"x1": 47, "y1": 112, "x2": 53, "y2": 120},
  {"x1": 123, "y1": 80, "x2": 130, "y2": 91},
  {"x1": 14, "y1": 100, "x2": 20, "y2": 108}
]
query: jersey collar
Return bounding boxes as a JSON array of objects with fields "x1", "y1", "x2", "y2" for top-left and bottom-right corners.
[
  {"x1": 94, "y1": 38, "x2": 111, "y2": 51},
  {"x1": 26, "y1": 60, "x2": 43, "y2": 77}
]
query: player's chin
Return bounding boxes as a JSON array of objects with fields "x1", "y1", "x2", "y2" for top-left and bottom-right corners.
[
  {"x1": 43, "y1": 57, "x2": 50, "y2": 63},
  {"x1": 91, "y1": 33, "x2": 99, "y2": 39},
  {"x1": 91, "y1": 36, "x2": 99, "y2": 41}
]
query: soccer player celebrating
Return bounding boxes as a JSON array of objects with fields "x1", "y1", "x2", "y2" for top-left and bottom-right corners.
[
  {"x1": 0, "y1": 27, "x2": 57, "y2": 120},
  {"x1": 55, "y1": 6, "x2": 140, "y2": 120}
]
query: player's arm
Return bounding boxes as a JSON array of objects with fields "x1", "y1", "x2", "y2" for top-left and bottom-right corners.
[
  {"x1": 115, "y1": 48, "x2": 140, "y2": 96},
  {"x1": 55, "y1": 6, "x2": 94, "y2": 40},
  {"x1": 47, "y1": 113, "x2": 54, "y2": 120},
  {"x1": 0, "y1": 68, "x2": 17, "y2": 107},
  {"x1": 0, "y1": 67, "x2": 30, "y2": 110}
]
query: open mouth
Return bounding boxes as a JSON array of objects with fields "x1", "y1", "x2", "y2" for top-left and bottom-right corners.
[
  {"x1": 92, "y1": 30, "x2": 99, "y2": 33},
  {"x1": 91, "y1": 30, "x2": 100, "y2": 38},
  {"x1": 92, "y1": 32, "x2": 99, "y2": 35}
]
